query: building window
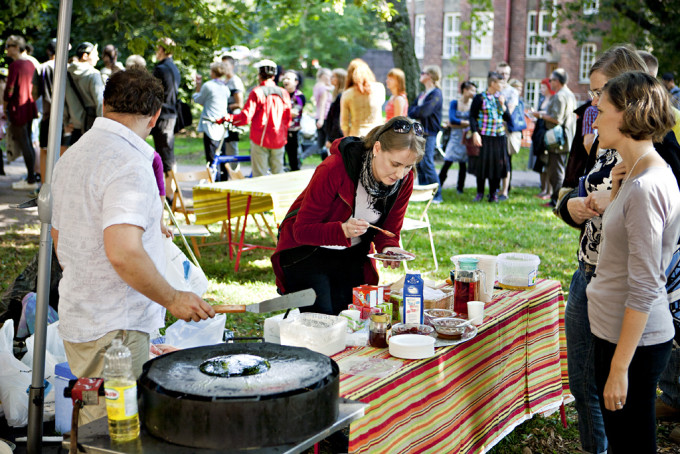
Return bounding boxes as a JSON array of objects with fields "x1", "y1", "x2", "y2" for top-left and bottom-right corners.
[
  {"x1": 526, "y1": 11, "x2": 555, "y2": 59},
  {"x1": 470, "y1": 12, "x2": 494, "y2": 59},
  {"x1": 524, "y1": 79, "x2": 542, "y2": 110},
  {"x1": 442, "y1": 76, "x2": 460, "y2": 116},
  {"x1": 583, "y1": 0, "x2": 599, "y2": 15},
  {"x1": 414, "y1": 14, "x2": 426, "y2": 59},
  {"x1": 579, "y1": 43, "x2": 597, "y2": 83},
  {"x1": 443, "y1": 13, "x2": 461, "y2": 58},
  {"x1": 470, "y1": 77, "x2": 487, "y2": 92}
]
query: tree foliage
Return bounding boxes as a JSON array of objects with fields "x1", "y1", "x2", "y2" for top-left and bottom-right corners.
[
  {"x1": 251, "y1": 2, "x2": 379, "y2": 74},
  {"x1": 559, "y1": 0, "x2": 680, "y2": 75}
]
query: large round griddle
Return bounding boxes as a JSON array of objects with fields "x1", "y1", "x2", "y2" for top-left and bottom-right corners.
[{"x1": 139, "y1": 342, "x2": 339, "y2": 450}]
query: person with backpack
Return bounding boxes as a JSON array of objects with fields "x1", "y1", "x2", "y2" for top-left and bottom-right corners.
[
  {"x1": 63, "y1": 42, "x2": 103, "y2": 145},
  {"x1": 218, "y1": 59, "x2": 291, "y2": 177}
]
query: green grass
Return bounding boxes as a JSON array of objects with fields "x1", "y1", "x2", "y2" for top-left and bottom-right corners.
[{"x1": 0, "y1": 138, "x2": 589, "y2": 453}]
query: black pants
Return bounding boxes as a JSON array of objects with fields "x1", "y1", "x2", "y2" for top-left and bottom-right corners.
[
  {"x1": 203, "y1": 134, "x2": 228, "y2": 181},
  {"x1": 476, "y1": 175, "x2": 500, "y2": 198},
  {"x1": 439, "y1": 161, "x2": 467, "y2": 192},
  {"x1": 594, "y1": 336, "x2": 672, "y2": 454},
  {"x1": 285, "y1": 130, "x2": 300, "y2": 171},
  {"x1": 280, "y1": 245, "x2": 367, "y2": 315},
  {"x1": 151, "y1": 117, "x2": 177, "y2": 173},
  {"x1": 10, "y1": 122, "x2": 36, "y2": 183}
]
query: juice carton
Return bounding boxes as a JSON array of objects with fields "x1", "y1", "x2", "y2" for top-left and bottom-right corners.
[
  {"x1": 402, "y1": 272, "x2": 424, "y2": 324},
  {"x1": 352, "y1": 285, "x2": 371, "y2": 307}
]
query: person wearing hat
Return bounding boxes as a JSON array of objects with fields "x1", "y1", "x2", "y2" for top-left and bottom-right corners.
[
  {"x1": 64, "y1": 41, "x2": 103, "y2": 145},
  {"x1": 218, "y1": 59, "x2": 291, "y2": 177}
]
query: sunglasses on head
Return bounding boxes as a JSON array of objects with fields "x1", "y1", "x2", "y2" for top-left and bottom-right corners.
[{"x1": 389, "y1": 119, "x2": 424, "y2": 136}]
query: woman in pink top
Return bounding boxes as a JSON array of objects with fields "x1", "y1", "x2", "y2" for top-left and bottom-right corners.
[{"x1": 385, "y1": 68, "x2": 408, "y2": 120}]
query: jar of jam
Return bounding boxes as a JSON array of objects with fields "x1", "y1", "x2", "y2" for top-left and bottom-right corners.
[{"x1": 369, "y1": 313, "x2": 391, "y2": 348}]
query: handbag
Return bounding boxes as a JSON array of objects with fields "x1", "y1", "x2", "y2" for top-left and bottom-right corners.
[
  {"x1": 462, "y1": 129, "x2": 480, "y2": 157},
  {"x1": 174, "y1": 100, "x2": 193, "y2": 133},
  {"x1": 67, "y1": 72, "x2": 97, "y2": 132},
  {"x1": 544, "y1": 124, "x2": 565, "y2": 152},
  {"x1": 507, "y1": 99, "x2": 527, "y2": 132}
]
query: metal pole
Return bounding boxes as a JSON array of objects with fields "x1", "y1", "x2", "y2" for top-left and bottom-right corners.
[{"x1": 27, "y1": 0, "x2": 73, "y2": 452}]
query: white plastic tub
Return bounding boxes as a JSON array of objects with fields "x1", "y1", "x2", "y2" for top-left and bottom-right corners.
[
  {"x1": 497, "y1": 253, "x2": 541, "y2": 290},
  {"x1": 279, "y1": 313, "x2": 348, "y2": 356}
]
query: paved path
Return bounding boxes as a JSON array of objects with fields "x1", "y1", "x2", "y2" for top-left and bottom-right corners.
[{"x1": 0, "y1": 155, "x2": 540, "y2": 232}]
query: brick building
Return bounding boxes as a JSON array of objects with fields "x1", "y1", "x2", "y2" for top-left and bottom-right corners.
[{"x1": 406, "y1": 0, "x2": 602, "y2": 113}]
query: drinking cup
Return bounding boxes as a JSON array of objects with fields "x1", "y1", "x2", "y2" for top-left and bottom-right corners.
[{"x1": 467, "y1": 301, "x2": 485, "y2": 325}]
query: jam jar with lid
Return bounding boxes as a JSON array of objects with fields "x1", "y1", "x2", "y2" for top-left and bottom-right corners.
[{"x1": 369, "y1": 313, "x2": 391, "y2": 348}]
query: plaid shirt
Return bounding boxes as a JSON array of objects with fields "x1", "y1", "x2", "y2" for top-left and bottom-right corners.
[
  {"x1": 477, "y1": 92, "x2": 506, "y2": 136},
  {"x1": 582, "y1": 105, "x2": 598, "y2": 135}
]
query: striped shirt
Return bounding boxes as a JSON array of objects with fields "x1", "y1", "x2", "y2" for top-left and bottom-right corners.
[{"x1": 582, "y1": 105, "x2": 598, "y2": 136}]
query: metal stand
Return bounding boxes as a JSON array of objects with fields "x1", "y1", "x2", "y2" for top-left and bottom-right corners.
[{"x1": 61, "y1": 399, "x2": 366, "y2": 454}]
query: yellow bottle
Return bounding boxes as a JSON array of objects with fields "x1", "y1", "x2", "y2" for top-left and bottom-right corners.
[{"x1": 103, "y1": 339, "x2": 140, "y2": 442}]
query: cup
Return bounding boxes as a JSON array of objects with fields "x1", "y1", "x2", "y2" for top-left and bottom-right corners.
[{"x1": 467, "y1": 301, "x2": 485, "y2": 325}]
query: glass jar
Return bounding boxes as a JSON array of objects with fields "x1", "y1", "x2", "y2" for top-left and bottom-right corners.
[
  {"x1": 369, "y1": 313, "x2": 391, "y2": 348},
  {"x1": 453, "y1": 257, "x2": 484, "y2": 318}
]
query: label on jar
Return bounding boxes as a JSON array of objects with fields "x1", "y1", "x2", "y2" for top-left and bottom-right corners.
[{"x1": 105, "y1": 384, "x2": 138, "y2": 420}]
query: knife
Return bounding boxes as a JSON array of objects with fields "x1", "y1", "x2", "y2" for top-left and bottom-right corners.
[{"x1": 212, "y1": 288, "x2": 316, "y2": 314}]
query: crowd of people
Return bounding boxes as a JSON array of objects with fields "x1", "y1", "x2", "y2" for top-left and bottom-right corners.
[{"x1": 4, "y1": 32, "x2": 680, "y2": 453}]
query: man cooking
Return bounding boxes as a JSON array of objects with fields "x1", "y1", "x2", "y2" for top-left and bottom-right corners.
[{"x1": 51, "y1": 69, "x2": 215, "y2": 424}]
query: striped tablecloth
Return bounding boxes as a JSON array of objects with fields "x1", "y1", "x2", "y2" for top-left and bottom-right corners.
[
  {"x1": 192, "y1": 169, "x2": 314, "y2": 225},
  {"x1": 335, "y1": 279, "x2": 569, "y2": 453}
]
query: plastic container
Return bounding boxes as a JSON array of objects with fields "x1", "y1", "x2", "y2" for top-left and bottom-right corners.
[
  {"x1": 54, "y1": 362, "x2": 76, "y2": 435},
  {"x1": 279, "y1": 313, "x2": 348, "y2": 356},
  {"x1": 497, "y1": 253, "x2": 541, "y2": 290},
  {"x1": 103, "y1": 339, "x2": 140, "y2": 442}
]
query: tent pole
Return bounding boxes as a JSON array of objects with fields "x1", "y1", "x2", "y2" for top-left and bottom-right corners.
[{"x1": 27, "y1": 0, "x2": 73, "y2": 452}]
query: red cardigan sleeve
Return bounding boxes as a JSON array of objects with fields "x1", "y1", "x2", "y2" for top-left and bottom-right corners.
[{"x1": 292, "y1": 156, "x2": 353, "y2": 247}]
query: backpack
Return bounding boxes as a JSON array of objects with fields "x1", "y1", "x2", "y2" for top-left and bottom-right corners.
[
  {"x1": 507, "y1": 99, "x2": 527, "y2": 132},
  {"x1": 667, "y1": 242, "x2": 680, "y2": 342}
]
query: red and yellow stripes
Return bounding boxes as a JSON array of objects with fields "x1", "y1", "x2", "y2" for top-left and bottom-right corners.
[{"x1": 336, "y1": 279, "x2": 569, "y2": 454}]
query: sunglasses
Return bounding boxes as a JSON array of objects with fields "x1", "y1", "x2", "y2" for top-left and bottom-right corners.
[{"x1": 389, "y1": 119, "x2": 424, "y2": 136}]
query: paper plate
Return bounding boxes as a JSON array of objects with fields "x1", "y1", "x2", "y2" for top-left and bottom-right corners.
[
  {"x1": 389, "y1": 334, "x2": 435, "y2": 359},
  {"x1": 368, "y1": 253, "x2": 415, "y2": 262}
]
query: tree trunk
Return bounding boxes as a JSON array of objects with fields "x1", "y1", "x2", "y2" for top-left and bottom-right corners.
[{"x1": 383, "y1": 0, "x2": 421, "y2": 105}]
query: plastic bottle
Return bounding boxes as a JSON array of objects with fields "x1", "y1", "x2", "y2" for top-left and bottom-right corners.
[{"x1": 103, "y1": 339, "x2": 140, "y2": 441}]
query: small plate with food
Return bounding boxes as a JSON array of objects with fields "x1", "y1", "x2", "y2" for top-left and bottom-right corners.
[
  {"x1": 430, "y1": 317, "x2": 478, "y2": 347},
  {"x1": 368, "y1": 251, "x2": 415, "y2": 262}
]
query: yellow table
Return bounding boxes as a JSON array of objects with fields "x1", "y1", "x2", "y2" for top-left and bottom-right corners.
[{"x1": 192, "y1": 169, "x2": 314, "y2": 271}]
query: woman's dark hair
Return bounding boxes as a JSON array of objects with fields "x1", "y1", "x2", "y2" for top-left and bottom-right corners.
[
  {"x1": 103, "y1": 70, "x2": 163, "y2": 116},
  {"x1": 460, "y1": 81, "x2": 477, "y2": 93},
  {"x1": 487, "y1": 71, "x2": 502, "y2": 85},
  {"x1": 363, "y1": 116, "x2": 426, "y2": 162},
  {"x1": 283, "y1": 70, "x2": 303, "y2": 90},
  {"x1": 603, "y1": 71, "x2": 675, "y2": 142}
]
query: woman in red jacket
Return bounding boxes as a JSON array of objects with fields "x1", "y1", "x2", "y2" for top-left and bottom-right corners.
[{"x1": 272, "y1": 116, "x2": 425, "y2": 315}]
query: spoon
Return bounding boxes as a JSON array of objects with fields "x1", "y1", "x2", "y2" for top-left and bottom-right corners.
[{"x1": 368, "y1": 224, "x2": 396, "y2": 237}]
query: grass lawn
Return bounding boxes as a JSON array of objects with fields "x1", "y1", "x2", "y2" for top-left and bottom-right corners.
[{"x1": 4, "y1": 136, "x2": 680, "y2": 453}]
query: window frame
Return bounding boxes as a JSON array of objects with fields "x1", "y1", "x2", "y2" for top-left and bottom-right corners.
[
  {"x1": 442, "y1": 13, "x2": 462, "y2": 58},
  {"x1": 442, "y1": 76, "x2": 460, "y2": 117},
  {"x1": 524, "y1": 79, "x2": 542, "y2": 110},
  {"x1": 579, "y1": 43, "x2": 598, "y2": 84},
  {"x1": 525, "y1": 10, "x2": 556, "y2": 59},
  {"x1": 470, "y1": 11, "x2": 494, "y2": 60},
  {"x1": 583, "y1": 0, "x2": 599, "y2": 15},
  {"x1": 414, "y1": 14, "x2": 426, "y2": 59}
]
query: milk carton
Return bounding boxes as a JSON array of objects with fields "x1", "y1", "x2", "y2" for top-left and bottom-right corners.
[{"x1": 402, "y1": 272, "x2": 424, "y2": 324}]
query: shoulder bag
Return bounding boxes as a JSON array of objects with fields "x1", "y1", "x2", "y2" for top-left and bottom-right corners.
[{"x1": 67, "y1": 72, "x2": 97, "y2": 132}]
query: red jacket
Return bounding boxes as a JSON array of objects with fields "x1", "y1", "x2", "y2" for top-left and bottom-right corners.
[
  {"x1": 272, "y1": 137, "x2": 414, "y2": 293},
  {"x1": 228, "y1": 80, "x2": 291, "y2": 149}
]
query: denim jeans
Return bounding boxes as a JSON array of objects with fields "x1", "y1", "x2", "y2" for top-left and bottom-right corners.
[
  {"x1": 594, "y1": 336, "x2": 672, "y2": 454},
  {"x1": 565, "y1": 261, "x2": 608, "y2": 454},
  {"x1": 416, "y1": 134, "x2": 441, "y2": 200},
  {"x1": 659, "y1": 346, "x2": 680, "y2": 408}
]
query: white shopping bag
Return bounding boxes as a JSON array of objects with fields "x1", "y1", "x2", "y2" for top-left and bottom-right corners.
[
  {"x1": 164, "y1": 238, "x2": 209, "y2": 296},
  {"x1": 164, "y1": 314, "x2": 226, "y2": 349},
  {"x1": 0, "y1": 323, "x2": 32, "y2": 427}
]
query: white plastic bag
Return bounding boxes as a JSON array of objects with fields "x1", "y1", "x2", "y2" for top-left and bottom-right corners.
[
  {"x1": 21, "y1": 322, "x2": 66, "y2": 387},
  {"x1": 164, "y1": 314, "x2": 226, "y2": 349},
  {"x1": 0, "y1": 323, "x2": 32, "y2": 427},
  {"x1": 164, "y1": 238, "x2": 208, "y2": 296}
]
